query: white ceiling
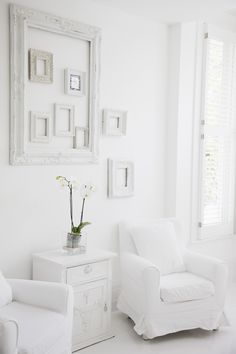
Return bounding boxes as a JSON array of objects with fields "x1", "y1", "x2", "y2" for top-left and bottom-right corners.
[{"x1": 92, "y1": 0, "x2": 236, "y2": 24}]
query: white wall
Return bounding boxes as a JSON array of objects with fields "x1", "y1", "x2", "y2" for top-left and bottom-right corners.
[
  {"x1": 165, "y1": 21, "x2": 236, "y2": 281},
  {"x1": 206, "y1": 12, "x2": 236, "y2": 32},
  {"x1": 0, "y1": 0, "x2": 168, "y2": 288},
  {"x1": 165, "y1": 25, "x2": 180, "y2": 217}
]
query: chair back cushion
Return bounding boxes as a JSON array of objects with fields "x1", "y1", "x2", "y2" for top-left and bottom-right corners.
[
  {"x1": 130, "y1": 220, "x2": 185, "y2": 275},
  {"x1": 119, "y1": 218, "x2": 185, "y2": 255},
  {"x1": 0, "y1": 272, "x2": 12, "y2": 308}
]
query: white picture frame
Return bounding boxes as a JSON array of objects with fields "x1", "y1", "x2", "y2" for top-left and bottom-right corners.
[
  {"x1": 54, "y1": 103, "x2": 75, "y2": 137},
  {"x1": 29, "y1": 48, "x2": 53, "y2": 84},
  {"x1": 108, "y1": 159, "x2": 134, "y2": 198},
  {"x1": 74, "y1": 127, "x2": 89, "y2": 149},
  {"x1": 30, "y1": 111, "x2": 51, "y2": 143},
  {"x1": 10, "y1": 4, "x2": 101, "y2": 165},
  {"x1": 65, "y1": 68, "x2": 86, "y2": 96},
  {"x1": 103, "y1": 109, "x2": 127, "y2": 136}
]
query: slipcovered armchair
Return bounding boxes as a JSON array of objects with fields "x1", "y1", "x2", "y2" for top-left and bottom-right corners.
[
  {"x1": 117, "y1": 218, "x2": 228, "y2": 339},
  {"x1": 0, "y1": 277, "x2": 73, "y2": 354}
]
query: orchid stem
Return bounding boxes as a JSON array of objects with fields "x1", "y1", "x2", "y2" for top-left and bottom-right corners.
[
  {"x1": 80, "y1": 198, "x2": 85, "y2": 225},
  {"x1": 70, "y1": 187, "x2": 74, "y2": 231}
]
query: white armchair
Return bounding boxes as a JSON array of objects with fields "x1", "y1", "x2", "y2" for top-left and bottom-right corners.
[
  {"x1": 117, "y1": 218, "x2": 228, "y2": 339},
  {"x1": 0, "y1": 278, "x2": 73, "y2": 354}
]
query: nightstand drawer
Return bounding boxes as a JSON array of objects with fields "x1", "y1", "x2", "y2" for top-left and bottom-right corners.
[{"x1": 67, "y1": 261, "x2": 108, "y2": 285}]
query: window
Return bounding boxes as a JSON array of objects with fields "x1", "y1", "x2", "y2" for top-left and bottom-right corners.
[{"x1": 198, "y1": 26, "x2": 236, "y2": 239}]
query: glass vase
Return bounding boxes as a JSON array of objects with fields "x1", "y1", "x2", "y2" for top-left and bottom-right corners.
[
  {"x1": 66, "y1": 232, "x2": 81, "y2": 248},
  {"x1": 63, "y1": 232, "x2": 87, "y2": 254}
]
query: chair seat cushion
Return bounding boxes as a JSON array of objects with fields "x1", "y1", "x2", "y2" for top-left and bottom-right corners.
[
  {"x1": 160, "y1": 272, "x2": 215, "y2": 303},
  {"x1": 0, "y1": 301, "x2": 67, "y2": 354}
]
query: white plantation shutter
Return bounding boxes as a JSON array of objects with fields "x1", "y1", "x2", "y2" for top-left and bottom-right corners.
[{"x1": 198, "y1": 25, "x2": 236, "y2": 239}]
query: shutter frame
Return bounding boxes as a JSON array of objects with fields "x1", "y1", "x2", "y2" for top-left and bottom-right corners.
[{"x1": 198, "y1": 25, "x2": 236, "y2": 240}]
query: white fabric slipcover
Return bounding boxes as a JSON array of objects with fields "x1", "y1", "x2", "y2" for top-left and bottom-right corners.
[
  {"x1": 130, "y1": 221, "x2": 185, "y2": 275},
  {"x1": 160, "y1": 272, "x2": 215, "y2": 303},
  {"x1": 0, "y1": 279, "x2": 73, "y2": 354},
  {"x1": 117, "y1": 218, "x2": 228, "y2": 339},
  {"x1": 0, "y1": 272, "x2": 12, "y2": 308},
  {"x1": 0, "y1": 302, "x2": 68, "y2": 354}
]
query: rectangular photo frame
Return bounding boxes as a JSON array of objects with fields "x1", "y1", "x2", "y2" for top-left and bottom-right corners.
[
  {"x1": 54, "y1": 103, "x2": 75, "y2": 137},
  {"x1": 30, "y1": 111, "x2": 51, "y2": 143},
  {"x1": 108, "y1": 159, "x2": 134, "y2": 198},
  {"x1": 64, "y1": 68, "x2": 86, "y2": 96},
  {"x1": 29, "y1": 48, "x2": 53, "y2": 84},
  {"x1": 103, "y1": 109, "x2": 127, "y2": 136},
  {"x1": 10, "y1": 4, "x2": 101, "y2": 165},
  {"x1": 74, "y1": 127, "x2": 89, "y2": 150}
]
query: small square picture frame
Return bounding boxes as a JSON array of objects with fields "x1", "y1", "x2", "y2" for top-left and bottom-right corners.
[
  {"x1": 30, "y1": 111, "x2": 51, "y2": 143},
  {"x1": 29, "y1": 49, "x2": 53, "y2": 84},
  {"x1": 108, "y1": 159, "x2": 134, "y2": 198},
  {"x1": 103, "y1": 109, "x2": 127, "y2": 136},
  {"x1": 54, "y1": 103, "x2": 75, "y2": 137},
  {"x1": 74, "y1": 127, "x2": 89, "y2": 150},
  {"x1": 65, "y1": 68, "x2": 86, "y2": 96}
]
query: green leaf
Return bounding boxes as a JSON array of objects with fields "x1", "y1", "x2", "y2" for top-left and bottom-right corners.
[
  {"x1": 73, "y1": 222, "x2": 91, "y2": 234},
  {"x1": 80, "y1": 222, "x2": 91, "y2": 229},
  {"x1": 71, "y1": 227, "x2": 78, "y2": 234}
]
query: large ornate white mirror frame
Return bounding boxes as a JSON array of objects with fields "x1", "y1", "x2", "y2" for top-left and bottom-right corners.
[{"x1": 10, "y1": 4, "x2": 101, "y2": 165}]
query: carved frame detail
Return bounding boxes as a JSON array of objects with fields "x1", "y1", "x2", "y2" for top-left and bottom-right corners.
[
  {"x1": 29, "y1": 48, "x2": 53, "y2": 84},
  {"x1": 10, "y1": 4, "x2": 101, "y2": 165}
]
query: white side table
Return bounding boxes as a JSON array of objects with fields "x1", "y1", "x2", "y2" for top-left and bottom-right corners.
[{"x1": 32, "y1": 249, "x2": 115, "y2": 351}]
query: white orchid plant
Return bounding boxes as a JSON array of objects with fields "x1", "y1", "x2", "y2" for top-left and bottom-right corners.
[{"x1": 56, "y1": 176, "x2": 95, "y2": 237}]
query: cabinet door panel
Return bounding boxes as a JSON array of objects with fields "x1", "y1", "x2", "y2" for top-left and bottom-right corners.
[
  {"x1": 77, "y1": 286, "x2": 103, "y2": 308},
  {"x1": 73, "y1": 279, "x2": 110, "y2": 344}
]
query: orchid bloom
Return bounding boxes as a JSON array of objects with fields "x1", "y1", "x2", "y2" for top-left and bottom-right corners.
[
  {"x1": 56, "y1": 176, "x2": 95, "y2": 235},
  {"x1": 56, "y1": 176, "x2": 79, "y2": 189},
  {"x1": 81, "y1": 184, "x2": 96, "y2": 198}
]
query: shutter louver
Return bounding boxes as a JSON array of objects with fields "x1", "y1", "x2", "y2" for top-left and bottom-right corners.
[{"x1": 198, "y1": 26, "x2": 236, "y2": 239}]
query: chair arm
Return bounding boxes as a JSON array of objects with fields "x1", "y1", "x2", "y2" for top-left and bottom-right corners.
[
  {"x1": 184, "y1": 251, "x2": 228, "y2": 306},
  {"x1": 0, "y1": 317, "x2": 18, "y2": 354},
  {"x1": 120, "y1": 253, "x2": 161, "y2": 314},
  {"x1": 8, "y1": 279, "x2": 73, "y2": 316}
]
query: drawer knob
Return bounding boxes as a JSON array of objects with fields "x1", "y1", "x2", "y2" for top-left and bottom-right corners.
[{"x1": 84, "y1": 265, "x2": 92, "y2": 274}]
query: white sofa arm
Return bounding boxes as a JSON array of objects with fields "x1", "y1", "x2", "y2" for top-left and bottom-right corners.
[
  {"x1": 184, "y1": 251, "x2": 228, "y2": 306},
  {"x1": 0, "y1": 317, "x2": 18, "y2": 354},
  {"x1": 8, "y1": 279, "x2": 73, "y2": 316},
  {"x1": 120, "y1": 253, "x2": 161, "y2": 315}
]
